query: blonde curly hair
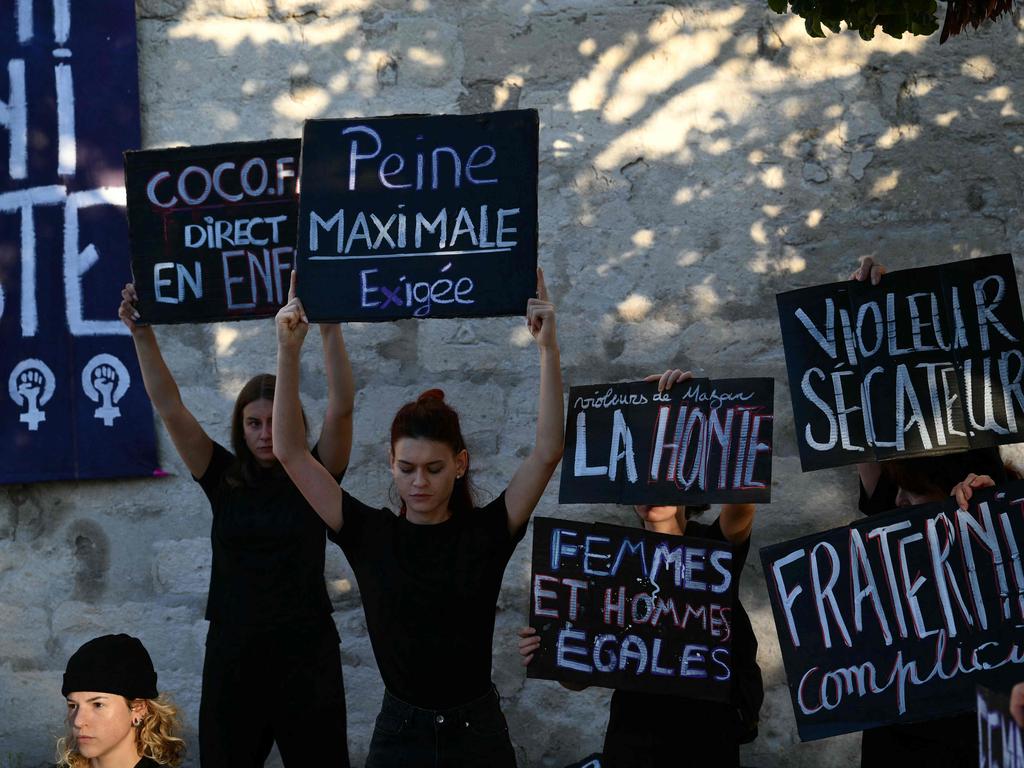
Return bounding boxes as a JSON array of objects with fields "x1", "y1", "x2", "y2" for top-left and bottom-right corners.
[{"x1": 56, "y1": 694, "x2": 186, "y2": 767}]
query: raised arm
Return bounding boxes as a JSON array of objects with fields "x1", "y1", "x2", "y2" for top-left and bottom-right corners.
[
  {"x1": 643, "y1": 369, "x2": 755, "y2": 545},
  {"x1": 719, "y1": 503, "x2": 755, "y2": 544},
  {"x1": 857, "y1": 463, "x2": 882, "y2": 499},
  {"x1": 505, "y1": 268, "x2": 565, "y2": 536},
  {"x1": 118, "y1": 283, "x2": 212, "y2": 478},
  {"x1": 850, "y1": 256, "x2": 886, "y2": 500},
  {"x1": 274, "y1": 288, "x2": 344, "y2": 532},
  {"x1": 314, "y1": 321, "x2": 355, "y2": 477}
]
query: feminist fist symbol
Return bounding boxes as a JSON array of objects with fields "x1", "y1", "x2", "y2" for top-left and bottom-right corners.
[
  {"x1": 8, "y1": 359, "x2": 56, "y2": 431},
  {"x1": 81, "y1": 354, "x2": 131, "y2": 427}
]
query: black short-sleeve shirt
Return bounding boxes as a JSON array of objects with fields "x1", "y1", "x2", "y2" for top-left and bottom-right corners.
[
  {"x1": 330, "y1": 491, "x2": 525, "y2": 708},
  {"x1": 194, "y1": 442, "x2": 336, "y2": 634},
  {"x1": 607, "y1": 517, "x2": 762, "y2": 743}
]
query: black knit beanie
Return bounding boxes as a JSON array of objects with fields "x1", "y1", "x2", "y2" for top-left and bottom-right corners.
[{"x1": 61, "y1": 634, "x2": 158, "y2": 699}]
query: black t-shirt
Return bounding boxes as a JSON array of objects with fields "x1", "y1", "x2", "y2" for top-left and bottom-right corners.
[
  {"x1": 858, "y1": 471, "x2": 900, "y2": 517},
  {"x1": 330, "y1": 491, "x2": 525, "y2": 708},
  {"x1": 856, "y1": 462, "x2": 974, "y2": 765},
  {"x1": 194, "y1": 442, "x2": 336, "y2": 634},
  {"x1": 857, "y1": 467, "x2": 978, "y2": 763},
  {"x1": 607, "y1": 517, "x2": 762, "y2": 741}
]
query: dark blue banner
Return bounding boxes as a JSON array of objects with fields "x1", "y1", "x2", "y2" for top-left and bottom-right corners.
[{"x1": 0, "y1": 1, "x2": 158, "y2": 482}]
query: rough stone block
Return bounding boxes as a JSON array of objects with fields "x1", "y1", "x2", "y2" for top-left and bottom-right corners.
[
  {"x1": 153, "y1": 539, "x2": 212, "y2": 595},
  {"x1": 0, "y1": 604, "x2": 49, "y2": 663},
  {"x1": 51, "y1": 602, "x2": 202, "y2": 673}
]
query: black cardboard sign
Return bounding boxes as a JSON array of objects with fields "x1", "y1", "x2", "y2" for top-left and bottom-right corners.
[
  {"x1": 296, "y1": 110, "x2": 538, "y2": 321},
  {"x1": 559, "y1": 379, "x2": 774, "y2": 505},
  {"x1": 125, "y1": 139, "x2": 300, "y2": 324},
  {"x1": 528, "y1": 516, "x2": 734, "y2": 701},
  {"x1": 978, "y1": 685, "x2": 1024, "y2": 767},
  {"x1": 761, "y1": 481, "x2": 1024, "y2": 741},
  {"x1": 778, "y1": 254, "x2": 1024, "y2": 471}
]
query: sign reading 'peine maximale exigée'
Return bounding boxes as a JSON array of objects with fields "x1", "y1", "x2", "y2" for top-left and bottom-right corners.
[{"x1": 296, "y1": 110, "x2": 539, "y2": 322}]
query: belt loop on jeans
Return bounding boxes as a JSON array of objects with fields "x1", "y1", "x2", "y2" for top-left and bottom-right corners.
[{"x1": 382, "y1": 684, "x2": 500, "y2": 720}]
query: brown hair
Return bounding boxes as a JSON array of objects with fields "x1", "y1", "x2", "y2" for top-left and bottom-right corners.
[
  {"x1": 390, "y1": 389, "x2": 476, "y2": 515},
  {"x1": 56, "y1": 695, "x2": 185, "y2": 767},
  {"x1": 226, "y1": 373, "x2": 306, "y2": 487}
]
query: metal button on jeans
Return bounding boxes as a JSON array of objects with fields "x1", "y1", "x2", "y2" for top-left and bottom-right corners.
[{"x1": 435, "y1": 715, "x2": 444, "y2": 725}]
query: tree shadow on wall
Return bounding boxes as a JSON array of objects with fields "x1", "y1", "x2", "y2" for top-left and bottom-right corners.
[
  {"x1": 136, "y1": 0, "x2": 1022, "y2": 396},
  {"x1": 134, "y1": 1, "x2": 1023, "y2": 765}
]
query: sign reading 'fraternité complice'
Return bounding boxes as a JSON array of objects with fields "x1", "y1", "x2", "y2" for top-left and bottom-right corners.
[
  {"x1": 559, "y1": 378, "x2": 774, "y2": 505},
  {"x1": 296, "y1": 110, "x2": 538, "y2": 321},
  {"x1": 124, "y1": 139, "x2": 299, "y2": 324},
  {"x1": 761, "y1": 482, "x2": 1024, "y2": 741},
  {"x1": 778, "y1": 254, "x2": 1024, "y2": 471},
  {"x1": 528, "y1": 516, "x2": 734, "y2": 701}
]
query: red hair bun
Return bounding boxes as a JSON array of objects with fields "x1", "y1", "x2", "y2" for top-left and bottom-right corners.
[{"x1": 417, "y1": 388, "x2": 445, "y2": 403}]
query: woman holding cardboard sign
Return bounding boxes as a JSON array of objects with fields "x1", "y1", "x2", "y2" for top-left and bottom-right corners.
[
  {"x1": 517, "y1": 368, "x2": 764, "y2": 768},
  {"x1": 118, "y1": 276, "x2": 353, "y2": 768},
  {"x1": 851, "y1": 255, "x2": 1009, "y2": 768},
  {"x1": 273, "y1": 267, "x2": 563, "y2": 767}
]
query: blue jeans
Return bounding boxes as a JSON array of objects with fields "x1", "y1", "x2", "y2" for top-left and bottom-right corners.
[{"x1": 365, "y1": 686, "x2": 517, "y2": 768}]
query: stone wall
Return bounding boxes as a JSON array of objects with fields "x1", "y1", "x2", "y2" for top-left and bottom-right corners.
[{"x1": 2, "y1": 1, "x2": 1023, "y2": 765}]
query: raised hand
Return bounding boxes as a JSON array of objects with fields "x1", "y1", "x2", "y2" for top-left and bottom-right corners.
[
  {"x1": 517, "y1": 626, "x2": 540, "y2": 667},
  {"x1": 643, "y1": 368, "x2": 693, "y2": 393},
  {"x1": 276, "y1": 271, "x2": 309, "y2": 348},
  {"x1": 851, "y1": 256, "x2": 886, "y2": 285},
  {"x1": 950, "y1": 473, "x2": 995, "y2": 510},
  {"x1": 527, "y1": 267, "x2": 557, "y2": 350},
  {"x1": 118, "y1": 283, "x2": 142, "y2": 333}
]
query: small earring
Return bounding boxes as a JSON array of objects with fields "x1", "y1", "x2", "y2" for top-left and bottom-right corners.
[{"x1": 132, "y1": 718, "x2": 141, "y2": 727}]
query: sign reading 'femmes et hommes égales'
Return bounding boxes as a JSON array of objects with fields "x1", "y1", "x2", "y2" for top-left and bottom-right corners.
[
  {"x1": 529, "y1": 517, "x2": 734, "y2": 701},
  {"x1": 296, "y1": 110, "x2": 538, "y2": 322}
]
